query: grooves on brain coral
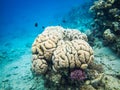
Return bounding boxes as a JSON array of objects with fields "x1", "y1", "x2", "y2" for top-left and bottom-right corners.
[
  {"x1": 31, "y1": 26, "x2": 102, "y2": 89},
  {"x1": 31, "y1": 26, "x2": 94, "y2": 75},
  {"x1": 89, "y1": 0, "x2": 120, "y2": 54}
]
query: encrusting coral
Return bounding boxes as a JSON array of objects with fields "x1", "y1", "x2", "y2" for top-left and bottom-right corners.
[{"x1": 31, "y1": 26, "x2": 94, "y2": 75}]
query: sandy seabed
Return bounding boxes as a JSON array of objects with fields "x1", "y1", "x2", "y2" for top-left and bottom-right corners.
[{"x1": 0, "y1": 34, "x2": 120, "y2": 90}]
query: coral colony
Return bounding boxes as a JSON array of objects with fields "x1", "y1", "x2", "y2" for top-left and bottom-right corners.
[
  {"x1": 31, "y1": 26, "x2": 94, "y2": 75},
  {"x1": 31, "y1": 26, "x2": 95, "y2": 89}
]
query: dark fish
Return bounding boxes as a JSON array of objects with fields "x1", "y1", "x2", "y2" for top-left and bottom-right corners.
[
  {"x1": 34, "y1": 22, "x2": 38, "y2": 27},
  {"x1": 42, "y1": 26, "x2": 45, "y2": 29},
  {"x1": 62, "y1": 19, "x2": 66, "y2": 23}
]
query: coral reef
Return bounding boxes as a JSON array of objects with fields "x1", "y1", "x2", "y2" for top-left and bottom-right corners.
[
  {"x1": 90, "y1": 0, "x2": 120, "y2": 54},
  {"x1": 31, "y1": 26, "x2": 120, "y2": 90}
]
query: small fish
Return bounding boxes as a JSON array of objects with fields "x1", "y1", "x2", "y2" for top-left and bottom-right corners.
[
  {"x1": 62, "y1": 19, "x2": 66, "y2": 23},
  {"x1": 34, "y1": 22, "x2": 38, "y2": 27},
  {"x1": 42, "y1": 26, "x2": 45, "y2": 29}
]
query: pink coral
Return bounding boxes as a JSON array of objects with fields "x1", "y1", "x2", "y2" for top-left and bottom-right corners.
[{"x1": 70, "y1": 69, "x2": 86, "y2": 81}]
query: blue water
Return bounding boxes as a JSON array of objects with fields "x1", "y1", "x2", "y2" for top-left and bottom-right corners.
[
  {"x1": 0, "y1": 0, "x2": 94, "y2": 89},
  {"x1": 0, "y1": 0, "x2": 87, "y2": 36}
]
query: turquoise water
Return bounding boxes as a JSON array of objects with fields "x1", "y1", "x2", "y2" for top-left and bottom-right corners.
[{"x1": 0, "y1": 0, "x2": 94, "y2": 90}]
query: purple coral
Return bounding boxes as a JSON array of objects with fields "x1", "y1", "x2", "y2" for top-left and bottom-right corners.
[{"x1": 70, "y1": 69, "x2": 86, "y2": 81}]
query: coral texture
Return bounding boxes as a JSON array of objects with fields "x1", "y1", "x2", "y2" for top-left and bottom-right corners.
[
  {"x1": 80, "y1": 85, "x2": 96, "y2": 90},
  {"x1": 52, "y1": 39, "x2": 94, "y2": 71},
  {"x1": 90, "y1": 0, "x2": 120, "y2": 54},
  {"x1": 103, "y1": 29, "x2": 116, "y2": 42},
  {"x1": 101, "y1": 74, "x2": 120, "y2": 90},
  {"x1": 70, "y1": 69, "x2": 86, "y2": 81},
  {"x1": 31, "y1": 26, "x2": 94, "y2": 75}
]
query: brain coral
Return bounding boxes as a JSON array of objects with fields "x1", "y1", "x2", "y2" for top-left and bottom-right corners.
[{"x1": 31, "y1": 26, "x2": 94, "y2": 75}]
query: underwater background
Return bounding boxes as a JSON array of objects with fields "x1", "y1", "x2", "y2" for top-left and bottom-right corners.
[{"x1": 0, "y1": 0, "x2": 120, "y2": 90}]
